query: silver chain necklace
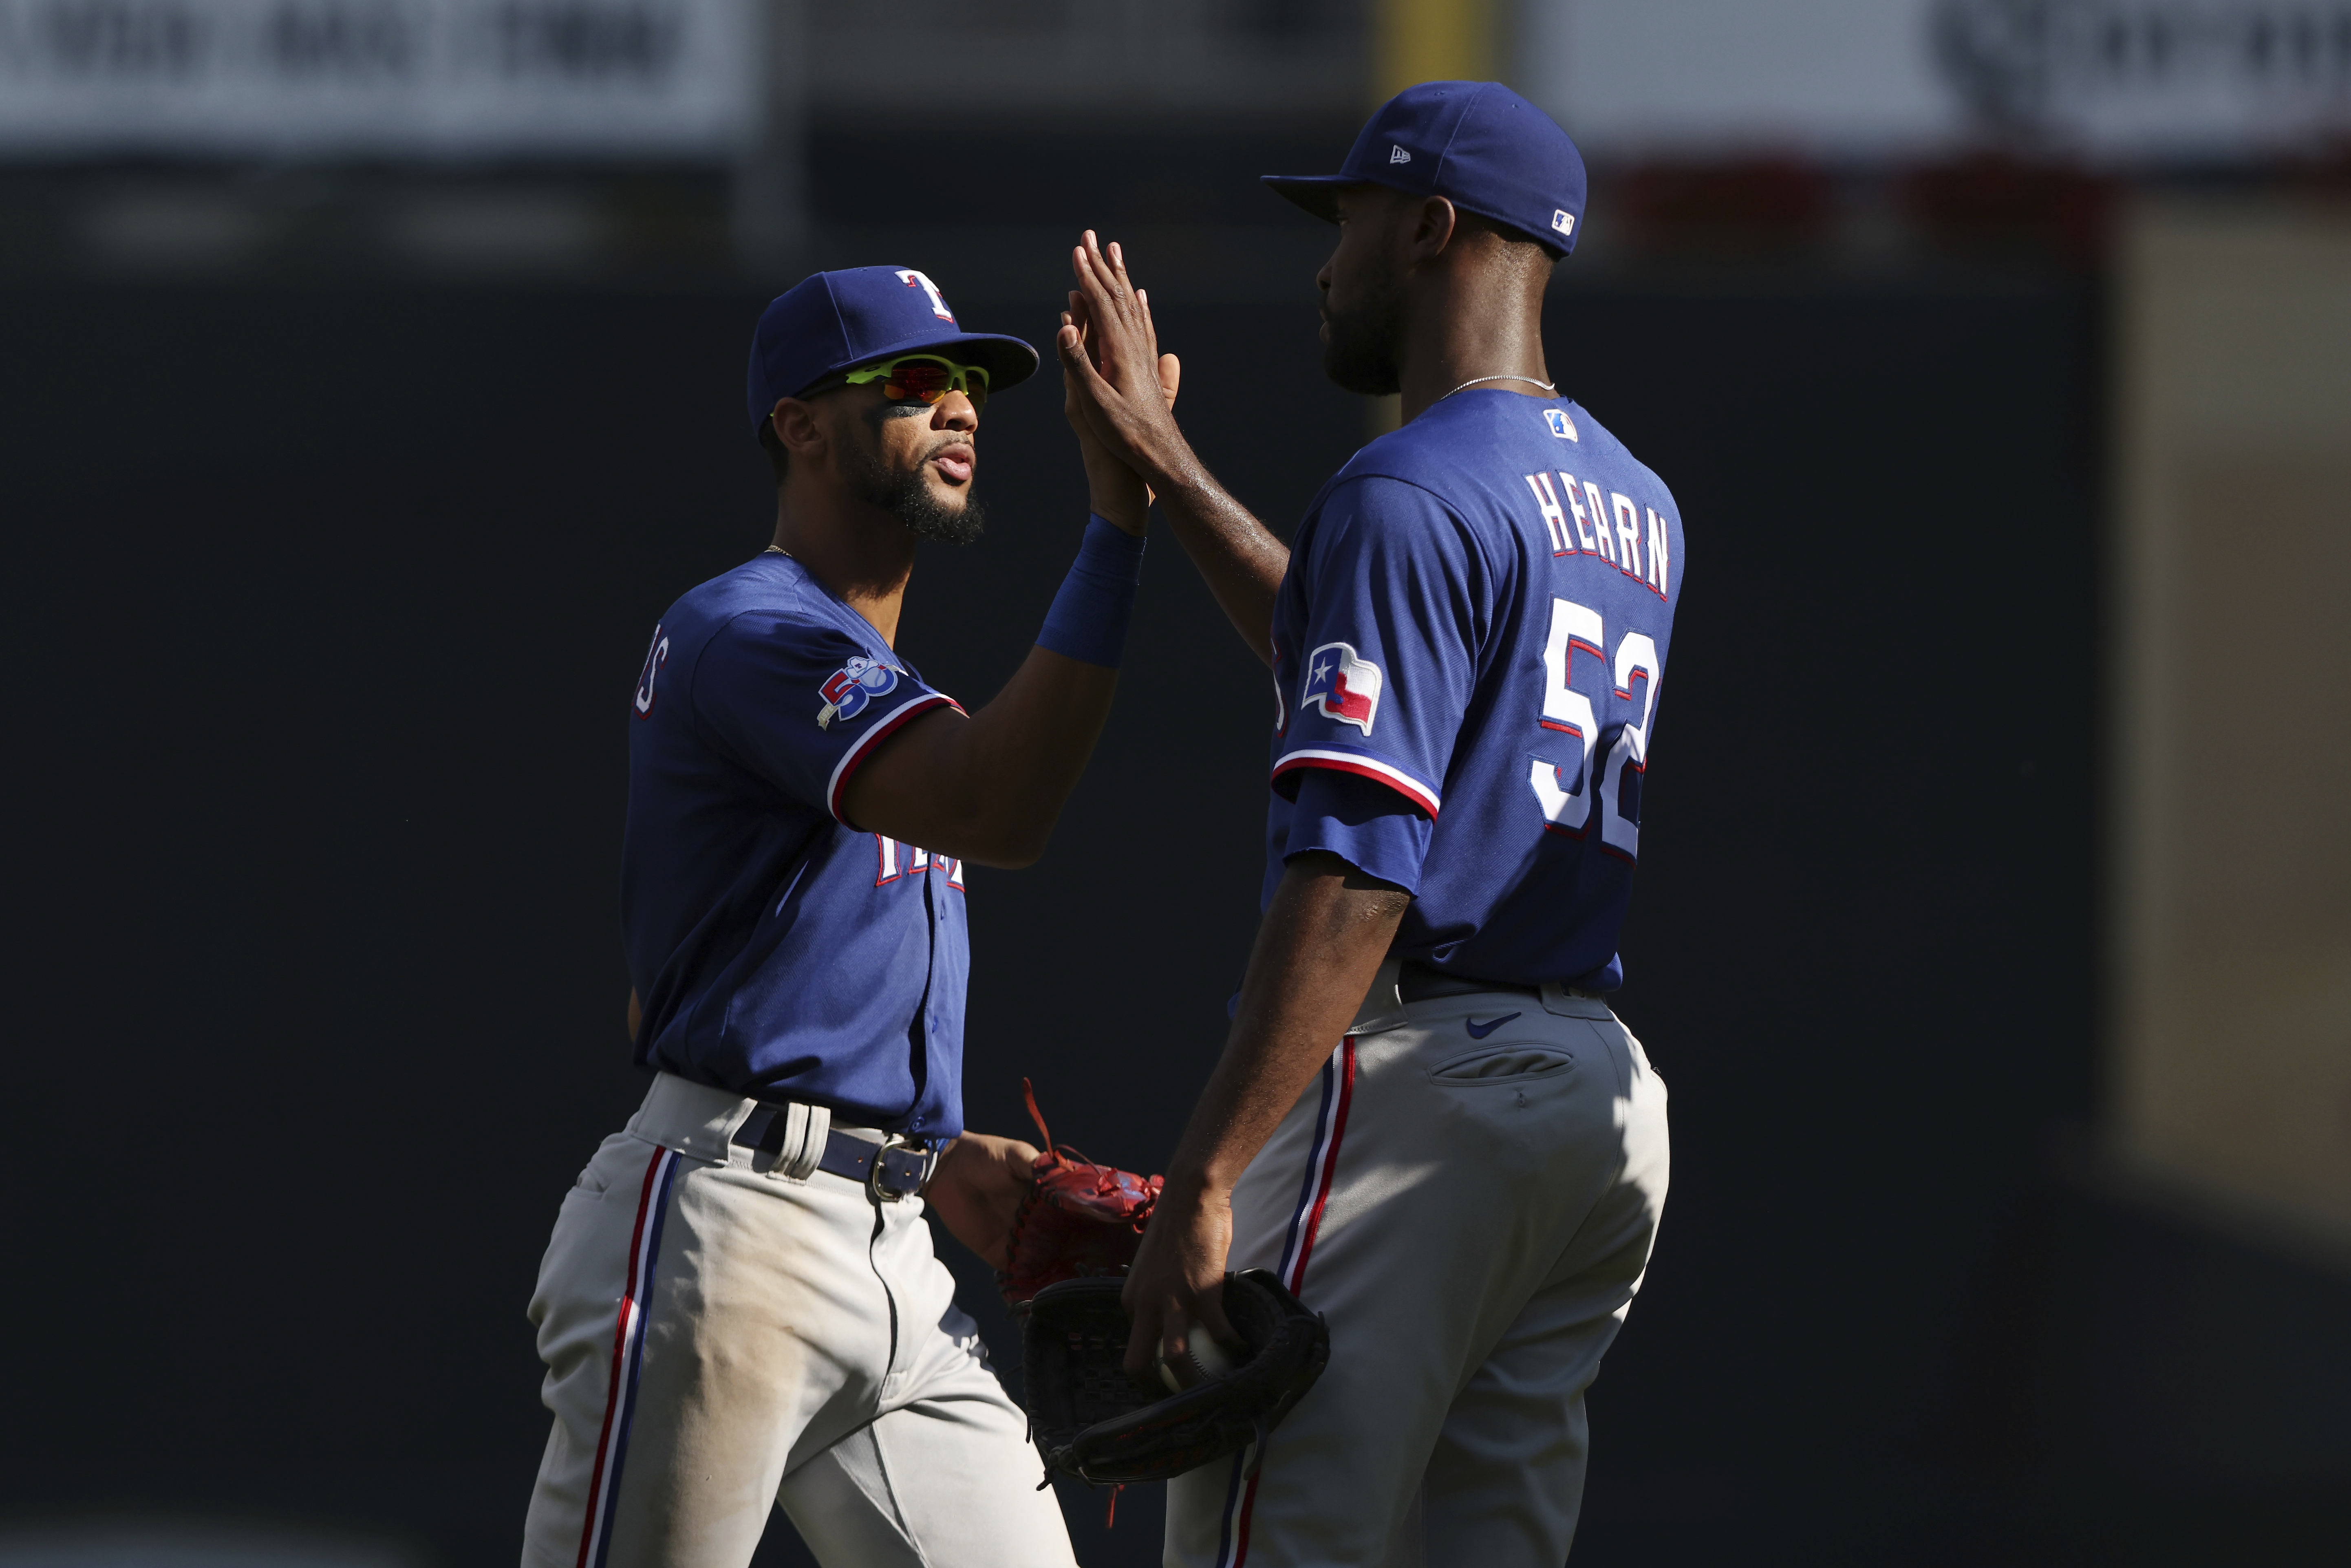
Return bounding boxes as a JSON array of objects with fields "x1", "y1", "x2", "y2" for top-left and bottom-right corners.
[{"x1": 1435, "y1": 373, "x2": 1557, "y2": 402}]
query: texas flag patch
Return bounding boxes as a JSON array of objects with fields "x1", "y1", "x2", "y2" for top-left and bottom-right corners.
[{"x1": 1300, "y1": 641, "x2": 1383, "y2": 735}]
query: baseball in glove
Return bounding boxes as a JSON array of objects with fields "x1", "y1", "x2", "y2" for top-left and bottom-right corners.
[
  {"x1": 1021, "y1": 1268, "x2": 1331, "y2": 1486},
  {"x1": 997, "y1": 1080, "x2": 1164, "y2": 1307}
]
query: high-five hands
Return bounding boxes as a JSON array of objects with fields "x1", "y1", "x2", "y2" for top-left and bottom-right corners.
[
  {"x1": 1059, "y1": 264, "x2": 1180, "y2": 535},
  {"x1": 1058, "y1": 232, "x2": 1194, "y2": 499},
  {"x1": 1057, "y1": 230, "x2": 1289, "y2": 664}
]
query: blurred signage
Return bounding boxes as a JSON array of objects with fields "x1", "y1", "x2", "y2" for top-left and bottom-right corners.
[
  {"x1": 0, "y1": 0, "x2": 754, "y2": 154},
  {"x1": 1529, "y1": 0, "x2": 2351, "y2": 159}
]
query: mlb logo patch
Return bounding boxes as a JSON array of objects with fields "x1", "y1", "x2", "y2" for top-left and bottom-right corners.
[
  {"x1": 1544, "y1": 408, "x2": 1578, "y2": 440},
  {"x1": 818, "y1": 656, "x2": 899, "y2": 728},
  {"x1": 1552, "y1": 210, "x2": 1575, "y2": 237},
  {"x1": 1301, "y1": 641, "x2": 1383, "y2": 736}
]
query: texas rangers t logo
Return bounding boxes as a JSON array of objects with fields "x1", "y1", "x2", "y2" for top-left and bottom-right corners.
[
  {"x1": 896, "y1": 270, "x2": 955, "y2": 322},
  {"x1": 1301, "y1": 642, "x2": 1383, "y2": 735}
]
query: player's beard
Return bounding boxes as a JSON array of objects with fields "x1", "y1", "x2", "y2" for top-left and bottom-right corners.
[
  {"x1": 842, "y1": 427, "x2": 986, "y2": 545},
  {"x1": 1321, "y1": 264, "x2": 1407, "y2": 398}
]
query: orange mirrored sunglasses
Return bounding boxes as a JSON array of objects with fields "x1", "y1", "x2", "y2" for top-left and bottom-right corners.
[{"x1": 840, "y1": 353, "x2": 989, "y2": 412}]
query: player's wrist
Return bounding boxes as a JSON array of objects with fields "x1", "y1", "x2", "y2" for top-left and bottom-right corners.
[
  {"x1": 1160, "y1": 1160, "x2": 1236, "y2": 1207},
  {"x1": 1134, "y1": 429, "x2": 1197, "y2": 496},
  {"x1": 923, "y1": 1133, "x2": 972, "y2": 1186},
  {"x1": 1087, "y1": 492, "x2": 1148, "y2": 536},
  {"x1": 1148, "y1": 448, "x2": 1228, "y2": 523},
  {"x1": 1034, "y1": 514, "x2": 1147, "y2": 668}
]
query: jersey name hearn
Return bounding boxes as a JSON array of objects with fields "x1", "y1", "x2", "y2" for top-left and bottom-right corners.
[{"x1": 1522, "y1": 471, "x2": 1672, "y2": 601}]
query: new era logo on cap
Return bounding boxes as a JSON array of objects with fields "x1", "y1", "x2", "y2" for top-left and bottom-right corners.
[
  {"x1": 1389, "y1": 144, "x2": 1411, "y2": 164},
  {"x1": 1552, "y1": 210, "x2": 1575, "y2": 236}
]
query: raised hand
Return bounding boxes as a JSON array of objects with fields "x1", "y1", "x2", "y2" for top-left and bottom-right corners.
[
  {"x1": 1061, "y1": 300, "x2": 1179, "y2": 535},
  {"x1": 1058, "y1": 232, "x2": 1192, "y2": 490},
  {"x1": 1058, "y1": 229, "x2": 1290, "y2": 665}
]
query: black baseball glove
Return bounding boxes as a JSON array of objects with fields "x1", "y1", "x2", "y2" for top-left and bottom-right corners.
[{"x1": 1020, "y1": 1268, "x2": 1330, "y2": 1485}]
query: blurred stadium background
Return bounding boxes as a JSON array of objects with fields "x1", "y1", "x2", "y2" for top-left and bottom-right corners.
[{"x1": 4, "y1": 1, "x2": 2347, "y2": 1564}]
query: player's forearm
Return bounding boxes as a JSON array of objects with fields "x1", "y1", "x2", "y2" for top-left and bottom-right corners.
[
  {"x1": 950, "y1": 646, "x2": 1120, "y2": 862},
  {"x1": 845, "y1": 647, "x2": 1116, "y2": 867},
  {"x1": 843, "y1": 500, "x2": 1148, "y2": 865},
  {"x1": 1153, "y1": 465, "x2": 1288, "y2": 667},
  {"x1": 933, "y1": 647, "x2": 1120, "y2": 862},
  {"x1": 1162, "y1": 852, "x2": 1407, "y2": 1198}
]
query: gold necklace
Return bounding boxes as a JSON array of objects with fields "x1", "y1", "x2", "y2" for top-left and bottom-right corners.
[{"x1": 1436, "y1": 373, "x2": 1557, "y2": 401}]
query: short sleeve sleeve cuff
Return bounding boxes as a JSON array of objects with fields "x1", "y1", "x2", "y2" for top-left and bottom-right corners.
[
  {"x1": 1281, "y1": 766, "x2": 1434, "y2": 894},
  {"x1": 1272, "y1": 744, "x2": 1442, "y2": 818},
  {"x1": 691, "y1": 609, "x2": 963, "y2": 823},
  {"x1": 823, "y1": 690, "x2": 960, "y2": 825}
]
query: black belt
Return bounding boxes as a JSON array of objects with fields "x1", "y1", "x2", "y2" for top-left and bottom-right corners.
[
  {"x1": 1397, "y1": 961, "x2": 1606, "y2": 1005},
  {"x1": 728, "y1": 1103, "x2": 938, "y2": 1200}
]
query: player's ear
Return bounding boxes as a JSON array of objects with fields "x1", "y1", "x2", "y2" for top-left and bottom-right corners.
[
  {"x1": 1410, "y1": 195, "x2": 1460, "y2": 260},
  {"x1": 769, "y1": 396, "x2": 827, "y2": 459}
]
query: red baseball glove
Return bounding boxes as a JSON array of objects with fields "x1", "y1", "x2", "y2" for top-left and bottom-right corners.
[{"x1": 997, "y1": 1080, "x2": 1163, "y2": 1308}]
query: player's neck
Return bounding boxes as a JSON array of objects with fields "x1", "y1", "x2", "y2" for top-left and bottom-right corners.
[
  {"x1": 771, "y1": 495, "x2": 915, "y2": 647},
  {"x1": 1393, "y1": 262, "x2": 1552, "y2": 426}
]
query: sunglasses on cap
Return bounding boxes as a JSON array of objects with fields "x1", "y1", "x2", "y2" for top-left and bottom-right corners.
[{"x1": 837, "y1": 353, "x2": 990, "y2": 412}]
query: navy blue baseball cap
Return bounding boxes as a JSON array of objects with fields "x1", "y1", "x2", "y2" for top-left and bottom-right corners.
[
  {"x1": 745, "y1": 265, "x2": 1040, "y2": 431},
  {"x1": 1263, "y1": 81, "x2": 1586, "y2": 256}
]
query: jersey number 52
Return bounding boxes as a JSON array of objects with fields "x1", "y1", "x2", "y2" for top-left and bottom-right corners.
[{"x1": 1531, "y1": 597, "x2": 1660, "y2": 862}]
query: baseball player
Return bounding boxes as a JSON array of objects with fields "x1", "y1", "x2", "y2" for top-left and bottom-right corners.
[
  {"x1": 520, "y1": 265, "x2": 1174, "y2": 1568},
  {"x1": 1058, "y1": 84, "x2": 1680, "y2": 1563}
]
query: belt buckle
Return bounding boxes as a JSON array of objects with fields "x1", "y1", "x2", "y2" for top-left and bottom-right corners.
[{"x1": 867, "y1": 1133, "x2": 937, "y2": 1203}]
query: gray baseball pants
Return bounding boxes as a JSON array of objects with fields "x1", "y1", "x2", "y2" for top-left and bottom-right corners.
[
  {"x1": 1164, "y1": 969, "x2": 1672, "y2": 1567},
  {"x1": 519, "y1": 1072, "x2": 1075, "y2": 1568}
]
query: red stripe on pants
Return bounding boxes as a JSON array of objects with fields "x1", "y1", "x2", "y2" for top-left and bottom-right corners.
[
  {"x1": 1234, "y1": 1034, "x2": 1357, "y2": 1564},
  {"x1": 575, "y1": 1146, "x2": 669, "y2": 1568},
  {"x1": 1284, "y1": 1035, "x2": 1356, "y2": 1295}
]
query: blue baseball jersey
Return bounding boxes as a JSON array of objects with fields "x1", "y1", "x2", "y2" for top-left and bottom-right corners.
[
  {"x1": 621, "y1": 553, "x2": 970, "y2": 1137},
  {"x1": 1264, "y1": 392, "x2": 1685, "y2": 990}
]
